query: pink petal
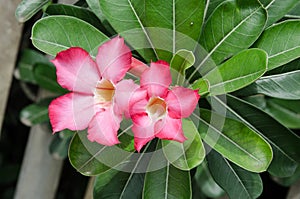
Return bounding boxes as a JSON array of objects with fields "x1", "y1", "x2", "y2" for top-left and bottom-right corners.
[
  {"x1": 87, "y1": 108, "x2": 122, "y2": 146},
  {"x1": 129, "y1": 97, "x2": 149, "y2": 122},
  {"x1": 132, "y1": 123, "x2": 155, "y2": 152},
  {"x1": 129, "y1": 57, "x2": 148, "y2": 77},
  {"x1": 49, "y1": 92, "x2": 95, "y2": 133},
  {"x1": 114, "y1": 79, "x2": 140, "y2": 118},
  {"x1": 96, "y1": 36, "x2": 132, "y2": 83},
  {"x1": 165, "y1": 87, "x2": 200, "y2": 119},
  {"x1": 156, "y1": 116, "x2": 187, "y2": 142},
  {"x1": 140, "y1": 61, "x2": 172, "y2": 97},
  {"x1": 51, "y1": 47, "x2": 100, "y2": 94}
]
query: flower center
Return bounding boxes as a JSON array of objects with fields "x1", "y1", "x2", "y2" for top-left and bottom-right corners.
[
  {"x1": 94, "y1": 79, "x2": 115, "y2": 108},
  {"x1": 146, "y1": 97, "x2": 167, "y2": 121}
]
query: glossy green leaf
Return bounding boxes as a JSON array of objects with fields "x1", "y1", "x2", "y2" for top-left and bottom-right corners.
[
  {"x1": 273, "y1": 165, "x2": 300, "y2": 187},
  {"x1": 286, "y1": 3, "x2": 300, "y2": 18},
  {"x1": 199, "y1": 0, "x2": 267, "y2": 66},
  {"x1": 267, "y1": 57, "x2": 300, "y2": 75},
  {"x1": 237, "y1": 70, "x2": 300, "y2": 100},
  {"x1": 162, "y1": 119, "x2": 205, "y2": 171},
  {"x1": 262, "y1": 0, "x2": 300, "y2": 27},
  {"x1": 49, "y1": 130, "x2": 73, "y2": 160},
  {"x1": 34, "y1": 63, "x2": 67, "y2": 94},
  {"x1": 19, "y1": 98, "x2": 52, "y2": 126},
  {"x1": 69, "y1": 121, "x2": 135, "y2": 176},
  {"x1": 207, "y1": 149, "x2": 263, "y2": 199},
  {"x1": 205, "y1": 0, "x2": 224, "y2": 19},
  {"x1": 143, "y1": 162, "x2": 191, "y2": 199},
  {"x1": 192, "y1": 49, "x2": 267, "y2": 96},
  {"x1": 266, "y1": 99, "x2": 300, "y2": 129},
  {"x1": 32, "y1": 16, "x2": 109, "y2": 57},
  {"x1": 94, "y1": 169, "x2": 144, "y2": 199},
  {"x1": 16, "y1": 49, "x2": 49, "y2": 84},
  {"x1": 100, "y1": 0, "x2": 205, "y2": 62},
  {"x1": 15, "y1": 0, "x2": 50, "y2": 22},
  {"x1": 45, "y1": 4, "x2": 108, "y2": 33},
  {"x1": 215, "y1": 95, "x2": 300, "y2": 177},
  {"x1": 254, "y1": 20, "x2": 300, "y2": 70},
  {"x1": 194, "y1": 162, "x2": 225, "y2": 198},
  {"x1": 193, "y1": 78, "x2": 210, "y2": 96},
  {"x1": 170, "y1": 49, "x2": 195, "y2": 85},
  {"x1": 195, "y1": 108, "x2": 272, "y2": 173}
]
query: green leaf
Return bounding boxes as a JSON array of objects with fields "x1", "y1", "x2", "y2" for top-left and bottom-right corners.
[
  {"x1": 19, "y1": 98, "x2": 52, "y2": 126},
  {"x1": 94, "y1": 169, "x2": 144, "y2": 199},
  {"x1": 192, "y1": 49, "x2": 267, "y2": 96},
  {"x1": 199, "y1": 0, "x2": 267, "y2": 66},
  {"x1": 34, "y1": 63, "x2": 67, "y2": 94},
  {"x1": 286, "y1": 3, "x2": 300, "y2": 18},
  {"x1": 216, "y1": 95, "x2": 300, "y2": 177},
  {"x1": 254, "y1": 20, "x2": 300, "y2": 70},
  {"x1": 193, "y1": 78, "x2": 210, "y2": 96},
  {"x1": 32, "y1": 16, "x2": 109, "y2": 57},
  {"x1": 143, "y1": 162, "x2": 191, "y2": 199},
  {"x1": 266, "y1": 57, "x2": 300, "y2": 75},
  {"x1": 15, "y1": 0, "x2": 50, "y2": 23},
  {"x1": 273, "y1": 165, "x2": 300, "y2": 187},
  {"x1": 170, "y1": 49, "x2": 195, "y2": 85},
  {"x1": 262, "y1": 0, "x2": 300, "y2": 27},
  {"x1": 195, "y1": 108, "x2": 272, "y2": 173},
  {"x1": 16, "y1": 49, "x2": 49, "y2": 84},
  {"x1": 162, "y1": 119, "x2": 205, "y2": 171},
  {"x1": 49, "y1": 130, "x2": 73, "y2": 160},
  {"x1": 237, "y1": 70, "x2": 300, "y2": 100},
  {"x1": 205, "y1": 0, "x2": 224, "y2": 19},
  {"x1": 194, "y1": 162, "x2": 225, "y2": 198},
  {"x1": 69, "y1": 121, "x2": 135, "y2": 176},
  {"x1": 100, "y1": 0, "x2": 205, "y2": 62},
  {"x1": 266, "y1": 98, "x2": 300, "y2": 129},
  {"x1": 207, "y1": 149, "x2": 263, "y2": 199},
  {"x1": 45, "y1": 4, "x2": 108, "y2": 34}
]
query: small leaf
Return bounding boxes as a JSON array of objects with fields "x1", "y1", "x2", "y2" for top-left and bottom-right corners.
[
  {"x1": 32, "y1": 16, "x2": 109, "y2": 57},
  {"x1": 34, "y1": 63, "x2": 67, "y2": 94},
  {"x1": 16, "y1": 49, "x2": 49, "y2": 84},
  {"x1": 15, "y1": 0, "x2": 50, "y2": 23},
  {"x1": 20, "y1": 98, "x2": 52, "y2": 126},
  {"x1": 237, "y1": 70, "x2": 300, "y2": 100},
  {"x1": 207, "y1": 149, "x2": 263, "y2": 199},
  {"x1": 254, "y1": 20, "x2": 300, "y2": 70},
  {"x1": 193, "y1": 49, "x2": 267, "y2": 96},
  {"x1": 192, "y1": 78, "x2": 210, "y2": 96},
  {"x1": 170, "y1": 50, "x2": 195, "y2": 85},
  {"x1": 195, "y1": 108, "x2": 273, "y2": 173},
  {"x1": 162, "y1": 119, "x2": 205, "y2": 170}
]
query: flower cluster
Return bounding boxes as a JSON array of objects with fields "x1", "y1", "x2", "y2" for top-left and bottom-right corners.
[{"x1": 49, "y1": 37, "x2": 200, "y2": 152}]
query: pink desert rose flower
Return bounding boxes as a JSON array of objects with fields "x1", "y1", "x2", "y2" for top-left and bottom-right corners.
[
  {"x1": 49, "y1": 36, "x2": 139, "y2": 146},
  {"x1": 129, "y1": 61, "x2": 200, "y2": 152}
]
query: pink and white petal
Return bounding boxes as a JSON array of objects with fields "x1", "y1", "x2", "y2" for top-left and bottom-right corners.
[
  {"x1": 140, "y1": 61, "x2": 172, "y2": 97},
  {"x1": 165, "y1": 87, "x2": 200, "y2": 119},
  {"x1": 155, "y1": 116, "x2": 187, "y2": 143},
  {"x1": 96, "y1": 37, "x2": 132, "y2": 83},
  {"x1": 129, "y1": 57, "x2": 148, "y2": 77},
  {"x1": 51, "y1": 47, "x2": 100, "y2": 94},
  {"x1": 114, "y1": 79, "x2": 140, "y2": 118},
  {"x1": 49, "y1": 92, "x2": 95, "y2": 133},
  {"x1": 87, "y1": 108, "x2": 122, "y2": 146},
  {"x1": 129, "y1": 97, "x2": 148, "y2": 118},
  {"x1": 132, "y1": 123, "x2": 155, "y2": 152}
]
